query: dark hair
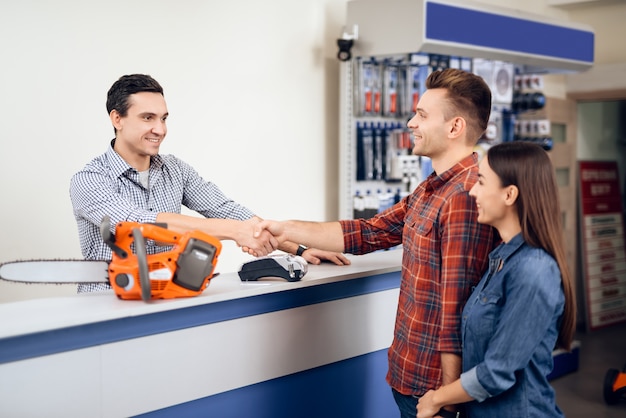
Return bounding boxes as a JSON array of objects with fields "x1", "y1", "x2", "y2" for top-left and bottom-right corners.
[
  {"x1": 426, "y1": 68, "x2": 491, "y2": 143},
  {"x1": 487, "y1": 141, "x2": 575, "y2": 350},
  {"x1": 106, "y1": 74, "x2": 164, "y2": 117}
]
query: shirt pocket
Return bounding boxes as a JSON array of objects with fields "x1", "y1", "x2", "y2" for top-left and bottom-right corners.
[
  {"x1": 402, "y1": 214, "x2": 435, "y2": 265},
  {"x1": 470, "y1": 291, "x2": 502, "y2": 337}
]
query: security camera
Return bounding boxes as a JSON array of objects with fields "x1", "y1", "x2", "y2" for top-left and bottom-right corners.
[
  {"x1": 336, "y1": 25, "x2": 358, "y2": 62},
  {"x1": 337, "y1": 38, "x2": 354, "y2": 61}
]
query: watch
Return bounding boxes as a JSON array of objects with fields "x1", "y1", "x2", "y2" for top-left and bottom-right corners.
[{"x1": 296, "y1": 245, "x2": 308, "y2": 256}]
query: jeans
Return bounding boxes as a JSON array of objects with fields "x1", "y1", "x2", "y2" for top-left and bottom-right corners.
[{"x1": 392, "y1": 388, "x2": 418, "y2": 418}]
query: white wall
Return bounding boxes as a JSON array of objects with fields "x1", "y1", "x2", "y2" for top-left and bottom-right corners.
[{"x1": 0, "y1": 0, "x2": 347, "y2": 301}]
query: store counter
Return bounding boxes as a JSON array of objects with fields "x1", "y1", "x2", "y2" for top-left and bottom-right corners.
[{"x1": 0, "y1": 249, "x2": 402, "y2": 417}]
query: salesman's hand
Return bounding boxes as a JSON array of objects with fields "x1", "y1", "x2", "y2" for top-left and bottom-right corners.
[
  {"x1": 237, "y1": 218, "x2": 279, "y2": 256},
  {"x1": 253, "y1": 219, "x2": 288, "y2": 244}
]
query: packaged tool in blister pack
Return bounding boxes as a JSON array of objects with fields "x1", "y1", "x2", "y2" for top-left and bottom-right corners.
[
  {"x1": 405, "y1": 53, "x2": 430, "y2": 117},
  {"x1": 382, "y1": 59, "x2": 400, "y2": 117},
  {"x1": 354, "y1": 57, "x2": 381, "y2": 116}
]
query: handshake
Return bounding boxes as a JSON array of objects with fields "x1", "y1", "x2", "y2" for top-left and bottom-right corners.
[{"x1": 236, "y1": 218, "x2": 350, "y2": 266}]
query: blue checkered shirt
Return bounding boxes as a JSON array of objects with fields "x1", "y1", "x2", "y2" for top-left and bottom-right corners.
[{"x1": 70, "y1": 140, "x2": 255, "y2": 291}]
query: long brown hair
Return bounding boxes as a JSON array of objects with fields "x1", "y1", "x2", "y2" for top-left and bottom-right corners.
[{"x1": 487, "y1": 142, "x2": 575, "y2": 350}]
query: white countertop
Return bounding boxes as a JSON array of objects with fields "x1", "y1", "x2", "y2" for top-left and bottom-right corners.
[{"x1": 0, "y1": 250, "x2": 402, "y2": 340}]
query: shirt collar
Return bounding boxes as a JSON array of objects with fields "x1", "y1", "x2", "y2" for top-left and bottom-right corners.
[
  {"x1": 424, "y1": 152, "x2": 479, "y2": 192},
  {"x1": 491, "y1": 232, "x2": 525, "y2": 261},
  {"x1": 106, "y1": 138, "x2": 165, "y2": 178}
]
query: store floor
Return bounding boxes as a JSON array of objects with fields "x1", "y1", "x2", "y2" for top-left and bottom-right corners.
[{"x1": 552, "y1": 321, "x2": 626, "y2": 417}]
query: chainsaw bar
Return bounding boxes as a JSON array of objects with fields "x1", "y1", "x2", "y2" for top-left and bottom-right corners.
[{"x1": 0, "y1": 259, "x2": 109, "y2": 285}]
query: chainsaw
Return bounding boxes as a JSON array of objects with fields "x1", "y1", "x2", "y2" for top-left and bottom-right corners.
[{"x1": 0, "y1": 216, "x2": 222, "y2": 302}]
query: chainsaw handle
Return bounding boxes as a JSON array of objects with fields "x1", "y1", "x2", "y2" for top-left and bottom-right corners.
[
  {"x1": 100, "y1": 216, "x2": 128, "y2": 258},
  {"x1": 113, "y1": 222, "x2": 182, "y2": 255},
  {"x1": 132, "y1": 227, "x2": 151, "y2": 302}
]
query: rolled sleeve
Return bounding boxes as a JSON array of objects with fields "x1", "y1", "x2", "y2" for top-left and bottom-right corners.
[
  {"x1": 461, "y1": 367, "x2": 491, "y2": 402},
  {"x1": 339, "y1": 201, "x2": 405, "y2": 255}
]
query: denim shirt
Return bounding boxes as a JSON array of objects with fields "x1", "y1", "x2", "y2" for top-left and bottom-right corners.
[{"x1": 460, "y1": 233, "x2": 565, "y2": 418}]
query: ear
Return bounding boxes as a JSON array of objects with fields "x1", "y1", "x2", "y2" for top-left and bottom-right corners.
[
  {"x1": 110, "y1": 110, "x2": 122, "y2": 131},
  {"x1": 447, "y1": 116, "x2": 466, "y2": 139},
  {"x1": 503, "y1": 185, "x2": 519, "y2": 206}
]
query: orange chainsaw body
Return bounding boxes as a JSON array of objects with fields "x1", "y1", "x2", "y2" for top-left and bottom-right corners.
[{"x1": 106, "y1": 221, "x2": 222, "y2": 301}]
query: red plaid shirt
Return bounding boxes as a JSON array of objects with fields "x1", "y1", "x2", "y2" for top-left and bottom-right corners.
[{"x1": 340, "y1": 153, "x2": 497, "y2": 396}]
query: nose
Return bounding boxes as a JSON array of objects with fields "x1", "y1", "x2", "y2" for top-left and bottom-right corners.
[
  {"x1": 469, "y1": 183, "x2": 477, "y2": 198},
  {"x1": 152, "y1": 120, "x2": 166, "y2": 136},
  {"x1": 407, "y1": 114, "x2": 418, "y2": 129}
]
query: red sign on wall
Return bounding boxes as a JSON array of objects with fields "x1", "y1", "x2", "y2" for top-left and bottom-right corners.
[{"x1": 578, "y1": 161, "x2": 626, "y2": 331}]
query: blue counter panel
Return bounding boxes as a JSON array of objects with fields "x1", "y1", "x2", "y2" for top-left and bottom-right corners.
[
  {"x1": 0, "y1": 272, "x2": 401, "y2": 365},
  {"x1": 141, "y1": 348, "x2": 396, "y2": 418},
  {"x1": 426, "y1": 2, "x2": 594, "y2": 63}
]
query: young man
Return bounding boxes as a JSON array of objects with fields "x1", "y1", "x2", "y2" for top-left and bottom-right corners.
[
  {"x1": 70, "y1": 74, "x2": 347, "y2": 291},
  {"x1": 255, "y1": 68, "x2": 498, "y2": 418}
]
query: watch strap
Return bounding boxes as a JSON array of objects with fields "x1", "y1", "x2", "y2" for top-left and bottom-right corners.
[{"x1": 296, "y1": 245, "x2": 307, "y2": 256}]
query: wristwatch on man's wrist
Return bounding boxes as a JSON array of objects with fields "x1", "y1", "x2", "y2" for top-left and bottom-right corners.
[{"x1": 296, "y1": 245, "x2": 308, "y2": 257}]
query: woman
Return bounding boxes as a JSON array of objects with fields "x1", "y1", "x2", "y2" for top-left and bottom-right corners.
[{"x1": 417, "y1": 142, "x2": 576, "y2": 418}]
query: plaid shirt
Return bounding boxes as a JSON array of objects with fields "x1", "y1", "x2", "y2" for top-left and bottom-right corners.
[
  {"x1": 340, "y1": 153, "x2": 497, "y2": 396},
  {"x1": 70, "y1": 140, "x2": 254, "y2": 291}
]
